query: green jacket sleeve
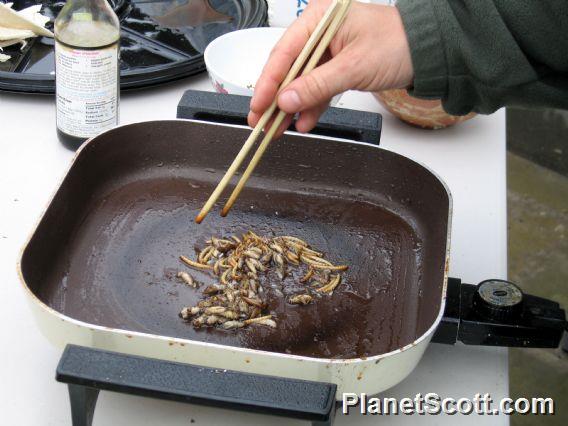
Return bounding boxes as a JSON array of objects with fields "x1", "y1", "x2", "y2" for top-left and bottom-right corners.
[{"x1": 396, "y1": 0, "x2": 568, "y2": 115}]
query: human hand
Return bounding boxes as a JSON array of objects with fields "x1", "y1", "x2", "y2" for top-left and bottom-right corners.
[{"x1": 248, "y1": 0, "x2": 414, "y2": 135}]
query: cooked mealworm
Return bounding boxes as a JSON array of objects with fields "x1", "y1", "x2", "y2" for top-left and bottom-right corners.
[
  {"x1": 301, "y1": 256, "x2": 348, "y2": 271},
  {"x1": 221, "y1": 268, "x2": 231, "y2": 285},
  {"x1": 300, "y1": 268, "x2": 314, "y2": 283},
  {"x1": 205, "y1": 306, "x2": 226, "y2": 315},
  {"x1": 247, "y1": 318, "x2": 277, "y2": 328},
  {"x1": 247, "y1": 231, "x2": 261, "y2": 240},
  {"x1": 180, "y1": 255, "x2": 213, "y2": 270},
  {"x1": 286, "y1": 242, "x2": 322, "y2": 257},
  {"x1": 244, "y1": 315, "x2": 273, "y2": 325},
  {"x1": 231, "y1": 267, "x2": 241, "y2": 280},
  {"x1": 317, "y1": 275, "x2": 342, "y2": 293},
  {"x1": 286, "y1": 251, "x2": 300, "y2": 265},
  {"x1": 282, "y1": 236, "x2": 308, "y2": 246},
  {"x1": 300, "y1": 253, "x2": 332, "y2": 266}
]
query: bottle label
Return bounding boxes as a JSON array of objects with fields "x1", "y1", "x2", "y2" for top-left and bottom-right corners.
[{"x1": 55, "y1": 41, "x2": 119, "y2": 138}]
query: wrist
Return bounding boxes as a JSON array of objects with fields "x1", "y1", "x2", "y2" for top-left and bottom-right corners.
[
  {"x1": 390, "y1": 6, "x2": 414, "y2": 89},
  {"x1": 396, "y1": 0, "x2": 448, "y2": 98}
]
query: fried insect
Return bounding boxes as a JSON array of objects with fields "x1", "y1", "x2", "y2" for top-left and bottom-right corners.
[
  {"x1": 176, "y1": 271, "x2": 197, "y2": 288},
  {"x1": 300, "y1": 267, "x2": 314, "y2": 283},
  {"x1": 180, "y1": 255, "x2": 212, "y2": 270},
  {"x1": 178, "y1": 231, "x2": 348, "y2": 330},
  {"x1": 316, "y1": 275, "x2": 342, "y2": 294},
  {"x1": 222, "y1": 320, "x2": 245, "y2": 330},
  {"x1": 180, "y1": 306, "x2": 200, "y2": 319},
  {"x1": 289, "y1": 294, "x2": 313, "y2": 305}
]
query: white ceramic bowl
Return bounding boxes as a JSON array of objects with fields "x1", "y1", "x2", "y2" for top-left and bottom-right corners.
[
  {"x1": 204, "y1": 27, "x2": 341, "y2": 106},
  {"x1": 204, "y1": 27, "x2": 286, "y2": 96}
]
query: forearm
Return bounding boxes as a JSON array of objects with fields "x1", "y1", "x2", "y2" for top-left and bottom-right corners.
[{"x1": 397, "y1": 0, "x2": 568, "y2": 115}]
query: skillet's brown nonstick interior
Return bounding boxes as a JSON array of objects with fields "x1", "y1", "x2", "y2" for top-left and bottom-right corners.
[{"x1": 21, "y1": 120, "x2": 450, "y2": 359}]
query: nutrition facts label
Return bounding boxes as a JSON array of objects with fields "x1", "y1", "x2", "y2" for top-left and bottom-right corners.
[{"x1": 55, "y1": 41, "x2": 118, "y2": 138}]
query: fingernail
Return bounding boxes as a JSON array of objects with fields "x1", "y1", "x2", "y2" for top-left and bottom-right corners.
[{"x1": 279, "y1": 90, "x2": 301, "y2": 111}]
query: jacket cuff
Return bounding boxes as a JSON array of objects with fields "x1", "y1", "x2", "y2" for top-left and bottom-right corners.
[{"x1": 396, "y1": 0, "x2": 448, "y2": 99}]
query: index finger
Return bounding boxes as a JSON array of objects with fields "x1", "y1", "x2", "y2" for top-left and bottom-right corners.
[{"x1": 249, "y1": 0, "x2": 332, "y2": 115}]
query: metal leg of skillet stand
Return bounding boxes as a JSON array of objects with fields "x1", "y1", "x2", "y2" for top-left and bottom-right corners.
[{"x1": 56, "y1": 345, "x2": 337, "y2": 426}]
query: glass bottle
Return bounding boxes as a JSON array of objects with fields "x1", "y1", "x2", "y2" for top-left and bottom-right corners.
[{"x1": 54, "y1": 0, "x2": 120, "y2": 150}]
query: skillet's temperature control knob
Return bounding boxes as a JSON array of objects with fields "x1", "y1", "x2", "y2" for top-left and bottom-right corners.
[{"x1": 473, "y1": 279, "x2": 524, "y2": 322}]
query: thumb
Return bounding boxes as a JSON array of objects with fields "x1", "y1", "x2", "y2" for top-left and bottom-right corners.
[{"x1": 277, "y1": 53, "x2": 354, "y2": 113}]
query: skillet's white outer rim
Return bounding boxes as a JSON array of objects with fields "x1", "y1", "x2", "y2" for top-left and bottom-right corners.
[{"x1": 17, "y1": 119, "x2": 452, "y2": 399}]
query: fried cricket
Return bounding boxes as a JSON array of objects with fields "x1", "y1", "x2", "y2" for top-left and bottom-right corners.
[{"x1": 177, "y1": 231, "x2": 348, "y2": 330}]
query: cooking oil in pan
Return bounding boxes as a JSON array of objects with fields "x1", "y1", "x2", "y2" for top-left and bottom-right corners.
[{"x1": 54, "y1": 0, "x2": 120, "y2": 150}]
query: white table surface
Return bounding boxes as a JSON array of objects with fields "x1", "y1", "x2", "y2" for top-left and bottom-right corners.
[{"x1": 0, "y1": 75, "x2": 508, "y2": 425}]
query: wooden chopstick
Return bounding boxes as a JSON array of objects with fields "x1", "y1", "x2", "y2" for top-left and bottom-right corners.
[
  {"x1": 195, "y1": 0, "x2": 342, "y2": 224},
  {"x1": 220, "y1": 0, "x2": 353, "y2": 217}
]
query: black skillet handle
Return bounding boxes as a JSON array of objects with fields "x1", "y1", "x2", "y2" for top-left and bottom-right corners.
[
  {"x1": 56, "y1": 345, "x2": 336, "y2": 426},
  {"x1": 432, "y1": 277, "x2": 567, "y2": 348},
  {"x1": 177, "y1": 89, "x2": 382, "y2": 145}
]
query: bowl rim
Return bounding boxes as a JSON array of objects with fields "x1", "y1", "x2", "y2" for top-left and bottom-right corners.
[{"x1": 204, "y1": 27, "x2": 286, "y2": 89}]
